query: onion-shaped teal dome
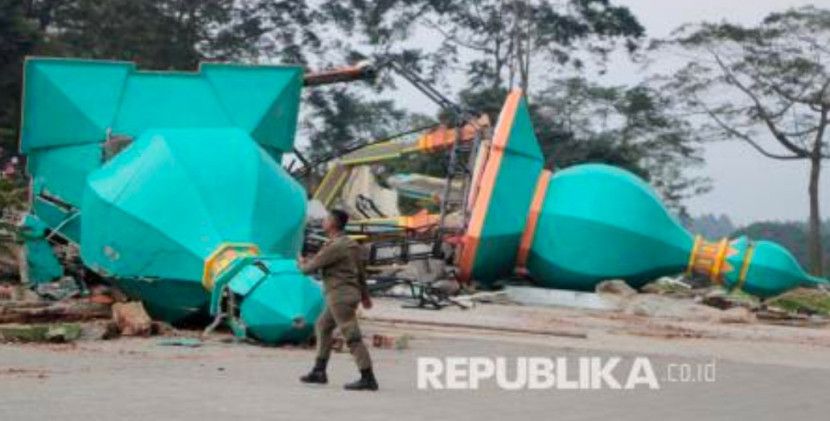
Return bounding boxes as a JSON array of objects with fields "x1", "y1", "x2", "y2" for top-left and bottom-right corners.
[
  {"x1": 81, "y1": 128, "x2": 307, "y2": 280},
  {"x1": 527, "y1": 164, "x2": 693, "y2": 290}
]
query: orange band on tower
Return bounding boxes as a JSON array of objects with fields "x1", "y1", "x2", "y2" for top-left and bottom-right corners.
[
  {"x1": 515, "y1": 170, "x2": 552, "y2": 271},
  {"x1": 710, "y1": 238, "x2": 730, "y2": 284},
  {"x1": 735, "y1": 243, "x2": 755, "y2": 292}
]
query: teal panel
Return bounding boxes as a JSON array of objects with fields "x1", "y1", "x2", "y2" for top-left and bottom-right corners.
[
  {"x1": 31, "y1": 198, "x2": 81, "y2": 243},
  {"x1": 113, "y1": 73, "x2": 231, "y2": 135},
  {"x1": 24, "y1": 239, "x2": 63, "y2": 284},
  {"x1": 228, "y1": 264, "x2": 268, "y2": 296},
  {"x1": 502, "y1": 99, "x2": 543, "y2": 159},
  {"x1": 19, "y1": 215, "x2": 63, "y2": 284},
  {"x1": 742, "y1": 241, "x2": 816, "y2": 297},
  {"x1": 237, "y1": 259, "x2": 324, "y2": 343},
  {"x1": 203, "y1": 64, "x2": 302, "y2": 153},
  {"x1": 20, "y1": 58, "x2": 304, "y2": 155},
  {"x1": 27, "y1": 143, "x2": 102, "y2": 205},
  {"x1": 472, "y1": 95, "x2": 544, "y2": 284},
  {"x1": 20, "y1": 58, "x2": 131, "y2": 152},
  {"x1": 472, "y1": 153, "x2": 542, "y2": 282}
]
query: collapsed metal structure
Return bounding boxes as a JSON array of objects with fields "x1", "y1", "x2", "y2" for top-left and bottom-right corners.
[{"x1": 16, "y1": 57, "x2": 829, "y2": 345}]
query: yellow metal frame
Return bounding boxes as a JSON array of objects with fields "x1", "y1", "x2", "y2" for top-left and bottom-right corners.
[
  {"x1": 202, "y1": 243, "x2": 261, "y2": 290},
  {"x1": 735, "y1": 243, "x2": 755, "y2": 292},
  {"x1": 311, "y1": 115, "x2": 490, "y2": 211},
  {"x1": 685, "y1": 235, "x2": 703, "y2": 275}
]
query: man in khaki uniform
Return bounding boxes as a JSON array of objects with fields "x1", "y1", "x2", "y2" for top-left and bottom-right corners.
[{"x1": 299, "y1": 209, "x2": 378, "y2": 391}]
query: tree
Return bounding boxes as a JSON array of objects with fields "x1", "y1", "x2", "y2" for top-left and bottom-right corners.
[
  {"x1": 0, "y1": 0, "x2": 39, "y2": 153},
  {"x1": 305, "y1": 1, "x2": 711, "y2": 214},
  {"x1": 656, "y1": 6, "x2": 830, "y2": 275},
  {"x1": 424, "y1": 0, "x2": 644, "y2": 92},
  {"x1": 303, "y1": 88, "x2": 414, "y2": 162},
  {"x1": 302, "y1": 0, "x2": 645, "y2": 157},
  {"x1": 533, "y1": 77, "x2": 709, "y2": 210},
  {"x1": 733, "y1": 220, "x2": 830, "y2": 276},
  {"x1": 32, "y1": 0, "x2": 266, "y2": 70}
]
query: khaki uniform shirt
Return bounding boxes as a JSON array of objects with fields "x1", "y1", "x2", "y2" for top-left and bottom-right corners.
[{"x1": 300, "y1": 234, "x2": 367, "y2": 304}]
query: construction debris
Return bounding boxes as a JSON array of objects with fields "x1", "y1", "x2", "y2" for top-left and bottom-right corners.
[
  {"x1": 111, "y1": 302, "x2": 153, "y2": 336},
  {"x1": 718, "y1": 307, "x2": 756, "y2": 324},
  {"x1": 371, "y1": 333, "x2": 411, "y2": 350},
  {"x1": 32, "y1": 276, "x2": 86, "y2": 301},
  {"x1": 0, "y1": 300, "x2": 111, "y2": 324},
  {"x1": 702, "y1": 288, "x2": 761, "y2": 310},
  {"x1": 503, "y1": 283, "x2": 762, "y2": 325},
  {"x1": 596, "y1": 279, "x2": 638, "y2": 298},
  {"x1": 640, "y1": 277, "x2": 694, "y2": 297},
  {"x1": 0, "y1": 323, "x2": 82, "y2": 343},
  {"x1": 505, "y1": 286, "x2": 620, "y2": 311},
  {"x1": 765, "y1": 288, "x2": 830, "y2": 316},
  {"x1": 158, "y1": 338, "x2": 203, "y2": 348},
  {"x1": 468, "y1": 290, "x2": 515, "y2": 305}
]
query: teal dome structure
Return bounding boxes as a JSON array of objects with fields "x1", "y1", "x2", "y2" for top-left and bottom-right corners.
[
  {"x1": 527, "y1": 164, "x2": 694, "y2": 290},
  {"x1": 459, "y1": 90, "x2": 828, "y2": 298},
  {"x1": 82, "y1": 128, "x2": 307, "y2": 281},
  {"x1": 18, "y1": 58, "x2": 322, "y2": 343}
]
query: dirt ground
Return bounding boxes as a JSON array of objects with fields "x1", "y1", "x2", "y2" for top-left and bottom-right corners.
[{"x1": 2, "y1": 298, "x2": 830, "y2": 420}]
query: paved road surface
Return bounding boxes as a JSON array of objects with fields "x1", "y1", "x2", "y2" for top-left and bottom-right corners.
[{"x1": 1, "y1": 325, "x2": 828, "y2": 421}]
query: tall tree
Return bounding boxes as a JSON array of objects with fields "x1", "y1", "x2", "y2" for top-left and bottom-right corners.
[
  {"x1": 734, "y1": 220, "x2": 830, "y2": 276},
  {"x1": 304, "y1": 0, "x2": 646, "y2": 161},
  {"x1": 303, "y1": 88, "x2": 414, "y2": 162},
  {"x1": 656, "y1": 6, "x2": 830, "y2": 275},
  {"x1": 37, "y1": 0, "x2": 265, "y2": 70},
  {"x1": 533, "y1": 77, "x2": 709, "y2": 210},
  {"x1": 0, "y1": 0, "x2": 39, "y2": 153},
  {"x1": 425, "y1": 0, "x2": 644, "y2": 92}
]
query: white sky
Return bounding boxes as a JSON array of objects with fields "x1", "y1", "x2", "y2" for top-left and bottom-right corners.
[{"x1": 607, "y1": 0, "x2": 827, "y2": 226}]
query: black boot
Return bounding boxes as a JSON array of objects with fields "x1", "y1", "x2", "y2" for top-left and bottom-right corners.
[
  {"x1": 300, "y1": 358, "x2": 328, "y2": 384},
  {"x1": 344, "y1": 368, "x2": 379, "y2": 391}
]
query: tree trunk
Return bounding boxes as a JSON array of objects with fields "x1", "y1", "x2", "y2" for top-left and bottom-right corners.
[{"x1": 807, "y1": 155, "x2": 824, "y2": 276}]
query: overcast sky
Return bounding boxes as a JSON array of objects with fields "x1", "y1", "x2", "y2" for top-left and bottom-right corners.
[{"x1": 607, "y1": 0, "x2": 827, "y2": 226}]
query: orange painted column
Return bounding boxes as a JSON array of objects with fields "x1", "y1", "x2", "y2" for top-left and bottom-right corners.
[{"x1": 515, "y1": 170, "x2": 553, "y2": 273}]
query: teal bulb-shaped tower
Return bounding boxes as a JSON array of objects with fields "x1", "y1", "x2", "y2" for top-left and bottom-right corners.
[{"x1": 459, "y1": 90, "x2": 828, "y2": 298}]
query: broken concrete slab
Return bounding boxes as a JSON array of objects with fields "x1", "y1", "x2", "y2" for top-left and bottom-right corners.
[
  {"x1": 504, "y1": 286, "x2": 622, "y2": 311},
  {"x1": 157, "y1": 338, "x2": 203, "y2": 347},
  {"x1": 718, "y1": 307, "x2": 756, "y2": 324},
  {"x1": 0, "y1": 300, "x2": 111, "y2": 324},
  {"x1": 640, "y1": 276, "x2": 693, "y2": 297},
  {"x1": 596, "y1": 279, "x2": 638, "y2": 298},
  {"x1": 371, "y1": 333, "x2": 411, "y2": 350},
  {"x1": 702, "y1": 288, "x2": 761, "y2": 310},
  {"x1": 503, "y1": 285, "x2": 755, "y2": 324},
  {"x1": 111, "y1": 302, "x2": 152, "y2": 336}
]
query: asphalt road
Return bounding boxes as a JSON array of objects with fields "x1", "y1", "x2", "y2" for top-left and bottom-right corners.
[{"x1": 1, "y1": 327, "x2": 828, "y2": 421}]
